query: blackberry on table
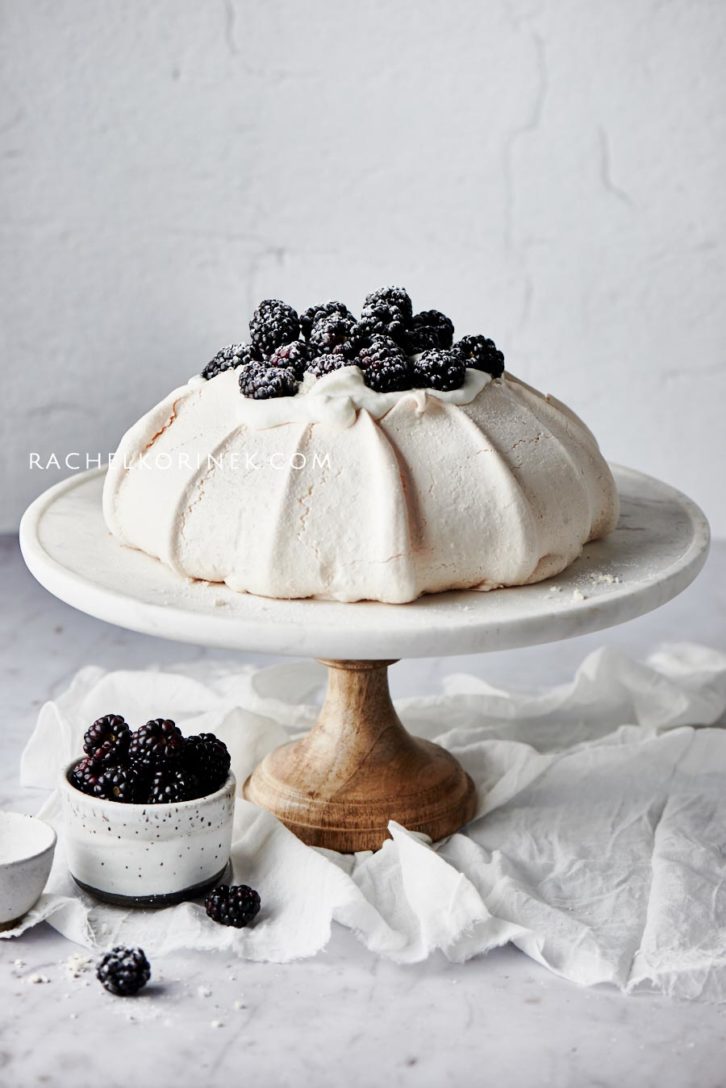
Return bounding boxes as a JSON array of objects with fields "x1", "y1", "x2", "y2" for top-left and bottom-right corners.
[
  {"x1": 268, "y1": 339, "x2": 309, "y2": 381},
  {"x1": 205, "y1": 884, "x2": 261, "y2": 928},
  {"x1": 455, "y1": 334, "x2": 505, "y2": 378},
  {"x1": 406, "y1": 309, "x2": 454, "y2": 352},
  {"x1": 308, "y1": 313, "x2": 360, "y2": 358},
  {"x1": 249, "y1": 300, "x2": 299, "y2": 358},
  {"x1": 202, "y1": 343, "x2": 256, "y2": 381},
  {"x1": 97, "y1": 947, "x2": 151, "y2": 996},
  {"x1": 83, "y1": 714, "x2": 131, "y2": 765},
  {"x1": 412, "y1": 348, "x2": 466, "y2": 391},
  {"x1": 128, "y1": 718, "x2": 185, "y2": 769},
  {"x1": 147, "y1": 766, "x2": 199, "y2": 804},
  {"x1": 239, "y1": 361, "x2": 298, "y2": 400},
  {"x1": 307, "y1": 352, "x2": 349, "y2": 379},
  {"x1": 102, "y1": 763, "x2": 150, "y2": 804},
  {"x1": 300, "y1": 300, "x2": 353, "y2": 340},
  {"x1": 70, "y1": 756, "x2": 109, "y2": 798},
  {"x1": 183, "y1": 734, "x2": 231, "y2": 795},
  {"x1": 355, "y1": 335, "x2": 412, "y2": 393}
]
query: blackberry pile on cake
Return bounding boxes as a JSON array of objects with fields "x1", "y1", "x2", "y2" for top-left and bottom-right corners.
[{"x1": 103, "y1": 287, "x2": 619, "y2": 604}]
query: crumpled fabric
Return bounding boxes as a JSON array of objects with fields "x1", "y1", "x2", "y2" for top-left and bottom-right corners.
[{"x1": 6, "y1": 642, "x2": 726, "y2": 1002}]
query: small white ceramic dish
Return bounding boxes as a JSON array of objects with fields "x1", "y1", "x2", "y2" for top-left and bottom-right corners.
[
  {"x1": 61, "y1": 763, "x2": 236, "y2": 906},
  {"x1": 0, "y1": 811, "x2": 57, "y2": 928}
]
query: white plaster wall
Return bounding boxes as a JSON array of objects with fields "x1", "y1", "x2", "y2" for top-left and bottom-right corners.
[{"x1": 1, "y1": 0, "x2": 725, "y2": 533}]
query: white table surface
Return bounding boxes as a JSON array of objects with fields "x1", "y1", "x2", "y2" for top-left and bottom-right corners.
[{"x1": 2, "y1": 533, "x2": 726, "y2": 1088}]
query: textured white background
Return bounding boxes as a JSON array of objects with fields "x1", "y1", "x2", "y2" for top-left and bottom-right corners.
[{"x1": 1, "y1": 0, "x2": 725, "y2": 533}]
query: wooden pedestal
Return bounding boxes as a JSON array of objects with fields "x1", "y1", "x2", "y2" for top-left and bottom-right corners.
[{"x1": 243, "y1": 659, "x2": 477, "y2": 853}]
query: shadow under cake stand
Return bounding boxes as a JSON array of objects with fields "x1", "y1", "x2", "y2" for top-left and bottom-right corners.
[{"x1": 20, "y1": 466, "x2": 709, "y2": 852}]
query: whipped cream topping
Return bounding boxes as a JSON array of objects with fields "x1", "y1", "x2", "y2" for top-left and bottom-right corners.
[{"x1": 185, "y1": 364, "x2": 492, "y2": 430}]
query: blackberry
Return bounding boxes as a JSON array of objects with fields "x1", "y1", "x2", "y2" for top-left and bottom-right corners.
[
  {"x1": 249, "y1": 300, "x2": 299, "y2": 358},
  {"x1": 205, "y1": 884, "x2": 261, "y2": 928},
  {"x1": 268, "y1": 339, "x2": 309, "y2": 381},
  {"x1": 147, "y1": 766, "x2": 199, "y2": 804},
  {"x1": 359, "y1": 287, "x2": 413, "y2": 348},
  {"x1": 69, "y1": 756, "x2": 108, "y2": 798},
  {"x1": 355, "y1": 335, "x2": 412, "y2": 393},
  {"x1": 412, "y1": 348, "x2": 466, "y2": 391},
  {"x1": 183, "y1": 734, "x2": 231, "y2": 795},
  {"x1": 97, "y1": 947, "x2": 151, "y2": 997},
  {"x1": 300, "y1": 300, "x2": 353, "y2": 340},
  {"x1": 406, "y1": 310, "x2": 454, "y2": 352},
  {"x1": 202, "y1": 343, "x2": 256, "y2": 381},
  {"x1": 455, "y1": 334, "x2": 505, "y2": 378},
  {"x1": 83, "y1": 714, "x2": 131, "y2": 765},
  {"x1": 308, "y1": 313, "x2": 360, "y2": 358},
  {"x1": 357, "y1": 312, "x2": 407, "y2": 347},
  {"x1": 102, "y1": 763, "x2": 150, "y2": 804},
  {"x1": 239, "y1": 362, "x2": 298, "y2": 400},
  {"x1": 307, "y1": 352, "x2": 348, "y2": 379},
  {"x1": 128, "y1": 718, "x2": 185, "y2": 769},
  {"x1": 363, "y1": 286, "x2": 413, "y2": 323}
]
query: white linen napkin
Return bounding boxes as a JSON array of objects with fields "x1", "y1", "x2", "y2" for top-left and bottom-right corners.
[{"x1": 5, "y1": 643, "x2": 726, "y2": 1002}]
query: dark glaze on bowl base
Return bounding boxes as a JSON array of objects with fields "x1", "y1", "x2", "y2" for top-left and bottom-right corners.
[
  {"x1": 0, "y1": 915, "x2": 25, "y2": 931},
  {"x1": 72, "y1": 863, "x2": 229, "y2": 907}
]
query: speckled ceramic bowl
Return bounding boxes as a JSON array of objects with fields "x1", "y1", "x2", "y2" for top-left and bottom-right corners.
[
  {"x1": 0, "y1": 811, "x2": 56, "y2": 928},
  {"x1": 61, "y1": 763, "x2": 236, "y2": 906}
]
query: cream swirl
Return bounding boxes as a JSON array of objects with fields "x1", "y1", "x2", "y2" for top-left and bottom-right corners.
[{"x1": 185, "y1": 364, "x2": 492, "y2": 430}]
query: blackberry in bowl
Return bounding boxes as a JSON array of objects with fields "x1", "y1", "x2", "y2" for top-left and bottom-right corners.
[
  {"x1": 83, "y1": 714, "x2": 131, "y2": 765},
  {"x1": 62, "y1": 719, "x2": 235, "y2": 907},
  {"x1": 128, "y1": 718, "x2": 185, "y2": 769}
]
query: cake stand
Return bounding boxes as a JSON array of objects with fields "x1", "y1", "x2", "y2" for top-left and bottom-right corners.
[{"x1": 20, "y1": 466, "x2": 709, "y2": 852}]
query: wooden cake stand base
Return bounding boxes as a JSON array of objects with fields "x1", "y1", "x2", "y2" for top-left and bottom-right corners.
[{"x1": 244, "y1": 659, "x2": 477, "y2": 852}]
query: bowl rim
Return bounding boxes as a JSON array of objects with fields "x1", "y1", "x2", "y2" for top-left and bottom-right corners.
[
  {"x1": 61, "y1": 759, "x2": 236, "y2": 812},
  {"x1": 0, "y1": 811, "x2": 57, "y2": 869}
]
